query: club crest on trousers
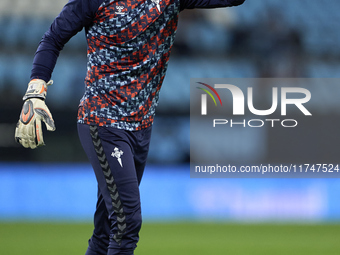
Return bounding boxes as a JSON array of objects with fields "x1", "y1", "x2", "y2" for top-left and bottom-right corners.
[{"x1": 111, "y1": 147, "x2": 124, "y2": 167}]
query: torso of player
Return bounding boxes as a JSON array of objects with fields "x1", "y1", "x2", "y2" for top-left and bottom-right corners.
[{"x1": 78, "y1": 0, "x2": 181, "y2": 130}]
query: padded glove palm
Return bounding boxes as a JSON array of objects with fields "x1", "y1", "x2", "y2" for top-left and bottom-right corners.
[{"x1": 15, "y1": 79, "x2": 55, "y2": 149}]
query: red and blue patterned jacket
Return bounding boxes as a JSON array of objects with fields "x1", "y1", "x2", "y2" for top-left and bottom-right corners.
[{"x1": 31, "y1": 0, "x2": 245, "y2": 130}]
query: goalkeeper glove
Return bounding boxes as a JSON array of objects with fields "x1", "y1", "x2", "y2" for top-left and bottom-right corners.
[{"x1": 15, "y1": 79, "x2": 56, "y2": 149}]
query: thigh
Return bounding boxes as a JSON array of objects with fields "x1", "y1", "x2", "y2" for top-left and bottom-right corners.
[
  {"x1": 97, "y1": 126, "x2": 141, "y2": 213},
  {"x1": 78, "y1": 123, "x2": 140, "y2": 214},
  {"x1": 78, "y1": 123, "x2": 116, "y2": 215},
  {"x1": 132, "y1": 125, "x2": 153, "y2": 185}
]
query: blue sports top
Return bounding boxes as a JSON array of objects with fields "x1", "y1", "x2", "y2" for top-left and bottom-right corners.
[{"x1": 31, "y1": 0, "x2": 245, "y2": 130}]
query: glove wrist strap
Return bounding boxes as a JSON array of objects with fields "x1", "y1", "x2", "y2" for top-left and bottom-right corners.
[{"x1": 23, "y1": 79, "x2": 53, "y2": 101}]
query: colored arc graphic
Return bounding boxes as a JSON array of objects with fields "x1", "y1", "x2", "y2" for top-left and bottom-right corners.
[
  {"x1": 196, "y1": 82, "x2": 223, "y2": 106},
  {"x1": 197, "y1": 87, "x2": 217, "y2": 105}
]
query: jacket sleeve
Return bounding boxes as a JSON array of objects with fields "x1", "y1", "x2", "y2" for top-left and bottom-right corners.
[
  {"x1": 180, "y1": 0, "x2": 245, "y2": 11},
  {"x1": 31, "y1": 0, "x2": 103, "y2": 82}
]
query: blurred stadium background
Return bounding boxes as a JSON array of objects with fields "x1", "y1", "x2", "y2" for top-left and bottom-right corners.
[{"x1": 1, "y1": 0, "x2": 340, "y2": 254}]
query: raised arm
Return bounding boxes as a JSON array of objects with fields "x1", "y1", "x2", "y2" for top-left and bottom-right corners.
[
  {"x1": 181, "y1": 0, "x2": 245, "y2": 10},
  {"x1": 31, "y1": 0, "x2": 102, "y2": 82},
  {"x1": 16, "y1": 0, "x2": 102, "y2": 149}
]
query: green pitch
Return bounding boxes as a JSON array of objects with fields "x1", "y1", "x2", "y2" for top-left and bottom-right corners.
[{"x1": 1, "y1": 222, "x2": 340, "y2": 255}]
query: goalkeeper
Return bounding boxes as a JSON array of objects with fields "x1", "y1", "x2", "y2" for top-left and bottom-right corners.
[{"x1": 15, "y1": 0, "x2": 245, "y2": 254}]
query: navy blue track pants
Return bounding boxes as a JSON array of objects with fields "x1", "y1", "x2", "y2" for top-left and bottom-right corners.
[{"x1": 78, "y1": 123, "x2": 152, "y2": 255}]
